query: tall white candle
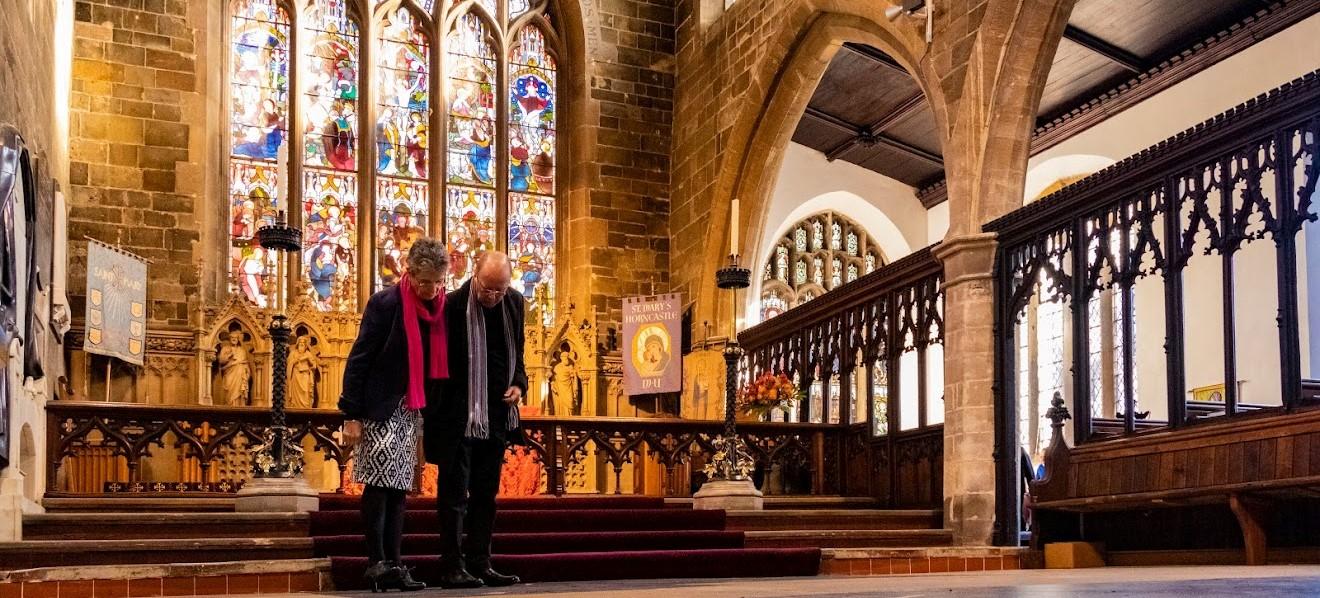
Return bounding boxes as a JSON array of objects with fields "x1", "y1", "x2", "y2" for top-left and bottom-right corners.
[{"x1": 730, "y1": 198, "x2": 739, "y2": 258}]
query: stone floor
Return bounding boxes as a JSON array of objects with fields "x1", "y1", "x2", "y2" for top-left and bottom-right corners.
[{"x1": 274, "y1": 566, "x2": 1320, "y2": 597}]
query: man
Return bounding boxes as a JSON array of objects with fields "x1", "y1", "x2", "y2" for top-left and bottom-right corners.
[{"x1": 424, "y1": 251, "x2": 526, "y2": 588}]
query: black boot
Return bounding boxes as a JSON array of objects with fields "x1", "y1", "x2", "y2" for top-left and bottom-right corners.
[
  {"x1": 391, "y1": 565, "x2": 426, "y2": 592},
  {"x1": 363, "y1": 561, "x2": 400, "y2": 593},
  {"x1": 468, "y1": 565, "x2": 520, "y2": 587},
  {"x1": 436, "y1": 566, "x2": 484, "y2": 589}
]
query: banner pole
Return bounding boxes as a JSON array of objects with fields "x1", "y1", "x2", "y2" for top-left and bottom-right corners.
[{"x1": 104, "y1": 358, "x2": 112, "y2": 402}]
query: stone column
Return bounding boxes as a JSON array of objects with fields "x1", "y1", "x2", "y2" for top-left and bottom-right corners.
[{"x1": 934, "y1": 233, "x2": 998, "y2": 546}]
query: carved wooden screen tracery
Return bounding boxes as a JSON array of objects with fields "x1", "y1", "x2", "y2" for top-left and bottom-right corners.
[{"x1": 760, "y1": 211, "x2": 884, "y2": 321}]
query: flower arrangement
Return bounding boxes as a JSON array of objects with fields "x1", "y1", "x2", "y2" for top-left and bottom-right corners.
[{"x1": 736, "y1": 372, "x2": 802, "y2": 419}]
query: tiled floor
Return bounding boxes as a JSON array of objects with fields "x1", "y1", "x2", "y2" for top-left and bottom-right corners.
[{"x1": 292, "y1": 566, "x2": 1320, "y2": 597}]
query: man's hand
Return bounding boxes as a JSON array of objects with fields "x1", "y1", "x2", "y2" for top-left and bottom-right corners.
[
  {"x1": 341, "y1": 420, "x2": 362, "y2": 447},
  {"x1": 503, "y1": 386, "x2": 523, "y2": 405}
]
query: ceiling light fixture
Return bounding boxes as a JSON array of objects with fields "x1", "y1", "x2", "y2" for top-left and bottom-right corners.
[{"x1": 885, "y1": 0, "x2": 934, "y2": 44}]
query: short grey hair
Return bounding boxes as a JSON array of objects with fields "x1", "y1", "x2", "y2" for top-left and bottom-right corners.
[{"x1": 406, "y1": 238, "x2": 450, "y2": 273}]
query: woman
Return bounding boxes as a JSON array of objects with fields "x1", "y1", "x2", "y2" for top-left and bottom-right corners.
[{"x1": 340, "y1": 238, "x2": 450, "y2": 592}]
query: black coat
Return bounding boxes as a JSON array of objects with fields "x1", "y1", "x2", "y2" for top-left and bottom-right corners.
[
  {"x1": 423, "y1": 280, "x2": 529, "y2": 460},
  {"x1": 338, "y1": 284, "x2": 436, "y2": 422}
]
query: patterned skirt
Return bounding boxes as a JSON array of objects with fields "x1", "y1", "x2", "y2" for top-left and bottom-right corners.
[{"x1": 351, "y1": 400, "x2": 422, "y2": 491}]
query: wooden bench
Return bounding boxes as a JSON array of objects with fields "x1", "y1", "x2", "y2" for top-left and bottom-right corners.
[{"x1": 1030, "y1": 402, "x2": 1320, "y2": 564}]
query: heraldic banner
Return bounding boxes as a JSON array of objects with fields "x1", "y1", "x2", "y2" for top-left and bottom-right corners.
[
  {"x1": 83, "y1": 239, "x2": 147, "y2": 365},
  {"x1": 622, "y1": 293, "x2": 682, "y2": 396}
]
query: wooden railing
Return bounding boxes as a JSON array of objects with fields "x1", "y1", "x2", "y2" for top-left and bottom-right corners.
[
  {"x1": 738, "y1": 246, "x2": 945, "y2": 509},
  {"x1": 992, "y1": 70, "x2": 1320, "y2": 546},
  {"x1": 44, "y1": 401, "x2": 850, "y2": 498}
]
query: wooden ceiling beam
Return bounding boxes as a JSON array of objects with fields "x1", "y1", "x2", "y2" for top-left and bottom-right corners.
[
  {"x1": 840, "y1": 43, "x2": 909, "y2": 76},
  {"x1": 1063, "y1": 24, "x2": 1148, "y2": 74},
  {"x1": 866, "y1": 93, "x2": 926, "y2": 133},
  {"x1": 804, "y1": 107, "x2": 943, "y2": 166}
]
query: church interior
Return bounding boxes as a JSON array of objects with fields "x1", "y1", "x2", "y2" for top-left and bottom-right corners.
[{"x1": 1, "y1": 0, "x2": 1320, "y2": 594}]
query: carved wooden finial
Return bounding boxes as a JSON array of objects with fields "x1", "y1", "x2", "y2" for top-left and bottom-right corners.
[{"x1": 1045, "y1": 391, "x2": 1070, "y2": 443}]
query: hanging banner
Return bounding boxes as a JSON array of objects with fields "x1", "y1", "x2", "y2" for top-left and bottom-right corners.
[
  {"x1": 622, "y1": 293, "x2": 682, "y2": 396},
  {"x1": 83, "y1": 239, "x2": 147, "y2": 365}
]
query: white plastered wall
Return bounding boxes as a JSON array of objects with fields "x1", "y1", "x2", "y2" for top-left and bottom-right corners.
[{"x1": 748, "y1": 142, "x2": 943, "y2": 326}]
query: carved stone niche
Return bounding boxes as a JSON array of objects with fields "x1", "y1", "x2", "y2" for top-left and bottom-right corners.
[
  {"x1": 196, "y1": 293, "x2": 363, "y2": 409},
  {"x1": 199, "y1": 295, "x2": 271, "y2": 407},
  {"x1": 527, "y1": 302, "x2": 604, "y2": 416}
]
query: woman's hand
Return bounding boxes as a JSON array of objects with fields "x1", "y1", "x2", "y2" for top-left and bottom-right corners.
[
  {"x1": 503, "y1": 386, "x2": 523, "y2": 405},
  {"x1": 341, "y1": 420, "x2": 362, "y2": 447}
]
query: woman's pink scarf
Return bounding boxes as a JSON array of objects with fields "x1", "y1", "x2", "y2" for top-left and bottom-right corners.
[{"x1": 400, "y1": 273, "x2": 448, "y2": 410}]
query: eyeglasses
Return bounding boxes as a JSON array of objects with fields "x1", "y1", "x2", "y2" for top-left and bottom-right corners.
[{"x1": 473, "y1": 277, "x2": 507, "y2": 298}]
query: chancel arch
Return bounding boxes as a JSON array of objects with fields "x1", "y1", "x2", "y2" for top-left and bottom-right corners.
[{"x1": 225, "y1": 0, "x2": 562, "y2": 322}]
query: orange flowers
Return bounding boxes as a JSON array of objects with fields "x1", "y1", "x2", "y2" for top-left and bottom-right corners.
[{"x1": 736, "y1": 372, "x2": 801, "y2": 418}]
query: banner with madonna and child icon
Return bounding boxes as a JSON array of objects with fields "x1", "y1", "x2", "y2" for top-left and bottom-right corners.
[
  {"x1": 82, "y1": 239, "x2": 147, "y2": 365},
  {"x1": 622, "y1": 294, "x2": 682, "y2": 396}
]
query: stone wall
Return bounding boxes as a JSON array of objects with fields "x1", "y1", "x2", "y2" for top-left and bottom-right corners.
[
  {"x1": 569, "y1": 0, "x2": 675, "y2": 332},
  {"x1": 0, "y1": 0, "x2": 66, "y2": 182},
  {"x1": 66, "y1": 0, "x2": 210, "y2": 329}
]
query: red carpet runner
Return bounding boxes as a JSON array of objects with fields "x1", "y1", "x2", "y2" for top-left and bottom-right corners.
[{"x1": 312, "y1": 494, "x2": 821, "y2": 588}]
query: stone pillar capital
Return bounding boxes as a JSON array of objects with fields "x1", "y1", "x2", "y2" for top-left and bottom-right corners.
[{"x1": 933, "y1": 233, "x2": 998, "y2": 288}]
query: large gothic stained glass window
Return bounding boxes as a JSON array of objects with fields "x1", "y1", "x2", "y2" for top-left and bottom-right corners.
[
  {"x1": 226, "y1": 0, "x2": 561, "y2": 316},
  {"x1": 229, "y1": 0, "x2": 290, "y2": 308}
]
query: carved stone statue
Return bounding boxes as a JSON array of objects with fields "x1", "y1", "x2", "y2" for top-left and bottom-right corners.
[
  {"x1": 217, "y1": 333, "x2": 251, "y2": 406},
  {"x1": 550, "y1": 350, "x2": 577, "y2": 417},
  {"x1": 287, "y1": 335, "x2": 320, "y2": 409}
]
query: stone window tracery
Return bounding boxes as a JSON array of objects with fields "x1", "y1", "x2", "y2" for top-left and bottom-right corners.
[
  {"x1": 227, "y1": 0, "x2": 559, "y2": 320},
  {"x1": 759, "y1": 211, "x2": 884, "y2": 321}
]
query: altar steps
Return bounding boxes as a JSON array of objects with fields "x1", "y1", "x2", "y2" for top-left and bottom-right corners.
[{"x1": 20, "y1": 512, "x2": 309, "y2": 540}]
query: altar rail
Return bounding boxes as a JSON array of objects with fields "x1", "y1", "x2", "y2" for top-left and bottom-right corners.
[
  {"x1": 44, "y1": 401, "x2": 854, "y2": 498},
  {"x1": 990, "y1": 70, "x2": 1320, "y2": 546}
]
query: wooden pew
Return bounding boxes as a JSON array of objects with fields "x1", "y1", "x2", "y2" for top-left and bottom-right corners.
[{"x1": 1030, "y1": 399, "x2": 1320, "y2": 565}]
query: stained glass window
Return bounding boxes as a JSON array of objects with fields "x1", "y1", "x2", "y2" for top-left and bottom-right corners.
[
  {"x1": 760, "y1": 291, "x2": 787, "y2": 321},
  {"x1": 509, "y1": 27, "x2": 556, "y2": 195},
  {"x1": 227, "y1": 0, "x2": 561, "y2": 319},
  {"x1": 447, "y1": 13, "x2": 497, "y2": 189},
  {"x1": 375, "y1": 178, "x2": 427, "y2": 288},
  {"x1": 446, "y1": 186, "x2": 496, "y2": 287},
  {"x1": 229, "y1": 0, "x2": 289, "y2": 308},
  {"x1": 303, "y1": 170, "x2": 359, "y2": 311},
  {"x1": 872, "y1": 362, "x2": 888, "y2": 436},
  {"x1": 510, "y1": 0, "x2": 531, "y2": 20},
  {"x1": 375, "y1": 7, "x2": 430, "y2": 290},
  {"x1": 302, "y1": 0, "x2": 359, "y2": 311},
  {"x1": 761, "y1": 212, "x2": 881, "y2": 321},
  {"x1": 508, "y1": 25, "x2": 557, "y2": 320},
  {"x1": 508, "y1": 192, "x2": 554, "y2": 303}
]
